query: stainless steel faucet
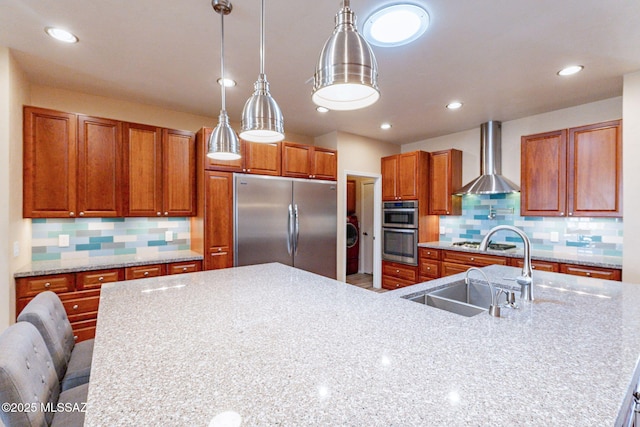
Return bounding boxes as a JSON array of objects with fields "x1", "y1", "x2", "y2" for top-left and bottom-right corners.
[
  {"x1": 464, "y1": 267, "x2": 502, "y2": 317},
  {"x1": 479, "y1": 225, "x2": 534, "y2": 301}
]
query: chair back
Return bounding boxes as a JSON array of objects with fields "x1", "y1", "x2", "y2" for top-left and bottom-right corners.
[
  {"x1": 17, "y1": 291, "x2": 75, "y2": 381},
  {"x1": 0, "y1": 322, "x2": 61, "y2": 427}
]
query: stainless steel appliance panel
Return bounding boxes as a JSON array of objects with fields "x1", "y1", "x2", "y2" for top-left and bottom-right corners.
[
  {"x1": 293, "y1": 180, "x2": 337, "y2": 278},
  {"x1": 382, "y1": 227, "x2": 418, "y2": 265},
  {"x1": 235, "y1": 175, "x2": 293, "y2": 267},
  {"x1": 382, "y1": 200, "x2": 419, "y2": 228}
]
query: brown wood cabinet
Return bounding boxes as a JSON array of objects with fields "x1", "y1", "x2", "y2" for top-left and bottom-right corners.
[
  {"x1": 429, "y1": 149, "x2": 462, "y2": 215},
  {"x1": 16, "y1": 260, "x2": 202, "y2": 341},
  {"x1": 559, "y1": 263, "x2": 621, "y2": 281},
  {"x1": 203, "y1": 171, "x2": 234, "y2": 270},
  {"x1": 124, "y1": 123, "x2": 196, "y2": 217},
  {"x1": 508, "y1": 258, "x2": 559, "y2": 272},
  {"x1": 282, "y1": 142, "x2": 337, "y2": 180},
  {"x1": 347, "y1": 180, "x2": 356, "y2": 214},
  {"x1": 382, "y1": 152, "x2": 427, "y2": 201},
  {"x1": 441, "y1": 250, "x2": 507, "y2": 277},
  {"x1": 418, "y1": 248, "x2": 441, "y2": 281},
  {"x1": 521, "y1": 120, "x2": 622, "y2": 217},
  {"x1": 382, "y1": 261, "x2": 418, "y2": 290}
]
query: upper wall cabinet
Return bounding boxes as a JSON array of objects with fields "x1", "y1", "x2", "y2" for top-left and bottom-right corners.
[
  {"x1": 521, "y1": 120, "x2": 622, "y2": 217},
  {"x1": 381, "y1": 151, "x2": 428, "y2": 201},
  {"x1": 24, "y1": 107, "x2": 122, "y2": 218},
  {"x1": 124, "y1": 123, "x2": 196, "y2": 217},
  {"x1": 282, "y1": 142, "x2": 337, "y2": 180},
  {"x1": 199, "y1": 127, "x2": 282, "y2": 176},
  {"x1": 429, "y1": 149, "x2": 462, "y2": 215}
]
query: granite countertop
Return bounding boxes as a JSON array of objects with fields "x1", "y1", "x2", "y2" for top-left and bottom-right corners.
[
  {"x1": 419, "y1": 241, "x2": 623, "y2": 269},
  {"x1": 13, "y1": 250, "x2": 204, "y2": 278},
  {"x1": 85, "y1": 262, "x2": 640, "y2": 426}
]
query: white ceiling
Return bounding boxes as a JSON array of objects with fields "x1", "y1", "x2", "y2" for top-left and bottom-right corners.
[{"x1": 1, "y1": 0, "x2": 639, "y2": 144}]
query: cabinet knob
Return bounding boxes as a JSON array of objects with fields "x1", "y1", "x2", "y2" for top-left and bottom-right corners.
[
  {"x1": 72, "y1": 304, "x2": 79, "y2": 310},
  {"x1": 98, "y1": 276, "x2": 104, "y2": 282},
  {"x1": 586, "y1": 272, "x2": 591, "y2": 277},
  {"x1": 182, "y1": 267, "x2": 187, "y2": 271},
  {"x1": 427, "y1": 251, "x2": 431, "y2": 255},
  {"x1": 157, "y1": 212, "x2": 162, "y2": 216},
  {"x1": 44, "y1": 282, "x2": 51, "y2": 288},
  {"x1": 559, "y1": 212, "x2": 564, "y2": 216},
  {"x1": 79, "y1": 212, "x2": 85, "y2": 216},
  {"x1": 532, "y1": 266, "x2": 536, "y2": 270},
  {"x1": 143, "y1": 271, "x2": 149, "y2": 277},
  {"x1": 69, "y1": 212, "x2": 75, "y2": 217},
  {"x1": 470, "y1": 257, "x2": 475, "y2": 261},
  {"x1": 446, "y1": 211, "x2": 450, "y2": 214},
  {"x1": 73, "y1": 336, "x2": 78, "y2": 341},
  {"x1": 247, "y1": 169, "x2": 251, "y2": 172},
  {"x1": 396, "y1": 283, "x2": 400, "y2": 288},
  {"x1": 164, "y1": 212, "x2": 168, "y2": 216},
  {"x1": 218, "y1": 247, "x2": 222, "y2": 252},
  {"x1": 427, "y1": 267, "x2": 431, "y2": 271},
  {"x1": 568, "y1": 212, "x2": 573, "y2": 216},
  {"x1": 396, "y1": 269, "x2": 400, "y2": 273}
]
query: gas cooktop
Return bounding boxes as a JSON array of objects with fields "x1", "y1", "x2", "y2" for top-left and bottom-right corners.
[{"x1": 452, "y1": 241, "x2": 516, "y2": 251}]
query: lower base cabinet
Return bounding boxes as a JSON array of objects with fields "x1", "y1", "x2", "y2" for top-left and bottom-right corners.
[
  {"x1": 382, "y1": 261, "x2": 418, "y2": 290},
  {"x1": 15, "y1": 260, "x2": 202, "y2": 341}
]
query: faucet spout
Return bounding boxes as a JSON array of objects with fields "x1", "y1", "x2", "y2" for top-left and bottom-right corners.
[
  {"x1": 479, "y1": 225, "x2": 534, "y2": 301},
  {"x1": 464, "y1": 267, "x2": 501, "y2": 317}
]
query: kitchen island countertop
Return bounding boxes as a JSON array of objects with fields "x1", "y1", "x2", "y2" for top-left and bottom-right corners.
[
  {"x1": 86, "y1": 263, "x2": 640, "y2": 426},
  {"x1": 419, "y1": 240, "x2": 622, "y2": 269}
]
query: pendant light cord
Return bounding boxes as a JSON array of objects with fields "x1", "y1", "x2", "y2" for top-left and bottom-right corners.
[
  {"x1": 260, "y1": 0, "x2": 265, "y2": 75},
  {"x1": 220, "y1": 11, "x2": 227, "y2": 110}
]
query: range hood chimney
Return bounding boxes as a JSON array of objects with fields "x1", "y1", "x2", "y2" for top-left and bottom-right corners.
[{"x1": 454, "y1": 121, "x2": 520, "y2": 195}]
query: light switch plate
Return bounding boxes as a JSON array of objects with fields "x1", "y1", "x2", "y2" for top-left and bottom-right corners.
[
  {"x1": 439, "y1": 226, "x2": 446, "y2": 235},
  {"x1": 58, "y1": 234, "x2": 70, "y2": 247},
  {"x1": 13, "y1": 241, "x2": 19, "y2": 257},
  {"x1": 165, "y1": 230, "x2": 173, "y2": 242},
  {"x1": 550, "y1": 231, "x2": 559, "y2": 243}
]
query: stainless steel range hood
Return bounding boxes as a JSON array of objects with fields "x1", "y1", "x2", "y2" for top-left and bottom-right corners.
[{"x1": 454, "y1": 121, "x2": 520, "y2": 195}]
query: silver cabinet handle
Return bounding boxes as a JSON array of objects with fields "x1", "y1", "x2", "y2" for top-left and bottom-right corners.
[
  {"x1": 69, "y1": 212, "x2": 75, "y2": 217},
  {"x1": 143, "y1": 271, "x2": 149, "y2": 277},
  {"x1": 98, "y1": 276, "x2": 104, "y2": 282},
  {"x1": 44, "y1": 282, "x2": 51, "y2": 288},
  {"x1": 164, "y1": 212, "x2": 168, "y2": 216},
  {"x1": 72, "y1": 304, "x2": 79, "y2": 310},
  {"x1": 157, "y1": 212, "x2": 161, "y2": 216},
  {"x1": 79, "y1": 212, "x2": 85, "y2": 216}
]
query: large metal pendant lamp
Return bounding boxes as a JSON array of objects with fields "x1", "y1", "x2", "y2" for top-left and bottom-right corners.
[
  {"x1": 312, "y1": 0, "x2": 380, "y2": 111},
  {"x1": 207, "y1": 0, "x2": 241, "y2": 160},
  {"x1": 240, "y1": 0, "x2": 284, "y2": 143}
]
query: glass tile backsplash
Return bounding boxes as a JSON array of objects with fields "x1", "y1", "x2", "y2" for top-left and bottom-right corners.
[
  {"x1": 439, "y1": 194, "x2": 623, "y2": 257},
  {"x1": 31, "y1": 217, "x2": 191, "y2": 261}
]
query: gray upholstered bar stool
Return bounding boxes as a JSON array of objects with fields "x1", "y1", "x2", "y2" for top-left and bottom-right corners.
[
  {"x1": 17, "y1": 291, "x2": 94, "y2": 392},
  {"x1": 0, "y1": 322, "x2": 88, "y2": 427}
]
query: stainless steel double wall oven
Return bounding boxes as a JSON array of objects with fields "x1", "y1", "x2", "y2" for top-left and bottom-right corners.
[{"x1": 382, "y1": 201, "x2": 419, "y2": 265}]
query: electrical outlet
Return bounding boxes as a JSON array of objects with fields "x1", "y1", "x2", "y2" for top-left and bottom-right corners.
[
  {"x1": 550, "y1": 231, "x2": 559, "y2": 243},
  {"x1": 58, "y1": 234, "x2": 70, "y2": 247},
  {"x1": 439, "y1": 226, "x2": 446, "y2": 235},
  {"x1": 165, "y1": 230, "x2": 173, "y2": 242},
  {"x1": 13, "y1": 241, "x2": 19, "y2": 257}
]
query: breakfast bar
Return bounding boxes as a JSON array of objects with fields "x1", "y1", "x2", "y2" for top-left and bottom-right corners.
[{"x1": 85, "y1": 263, "x2": 640, "y2": 426}]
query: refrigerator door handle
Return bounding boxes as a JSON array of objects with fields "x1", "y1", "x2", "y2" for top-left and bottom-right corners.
[
  {"x1": 287, "y1": 204, "x2": 294, "y2": 256},
  {"x1": 294, "y1": 204, "x2": 300, "y2": 255}
]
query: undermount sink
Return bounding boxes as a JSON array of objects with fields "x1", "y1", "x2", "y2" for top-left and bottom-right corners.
[{"x1": 407, "y1": 280, "x2": 505, "y2": 317}]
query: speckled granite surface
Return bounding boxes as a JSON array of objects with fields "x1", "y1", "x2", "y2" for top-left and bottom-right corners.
[
  {"x1": 13, "y1": 250, "x2": 203, "y2": 277},
  {"x1": 419, "y1": 241, "x2": 623, "y2": 268},
  {"x1": 85, "y1": 263, "x2": 640, "y2": 426}
]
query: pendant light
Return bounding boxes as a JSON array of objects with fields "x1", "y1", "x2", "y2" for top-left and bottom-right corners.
[
  {"x1": 312, "y1": 0, "x2": 380, "y2": 111},
  {"x1": 207, "y1": 0, "x2": 241, "y2": 160},
  {"x1": 240, "y1": 0, "x2": 284, "y2": 143}
]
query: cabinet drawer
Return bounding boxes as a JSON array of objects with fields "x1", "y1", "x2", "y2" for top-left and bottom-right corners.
[
  {"x1": 70, "y1": 319, "x2": 97, "y2": 343},
  {"x1": 560, "y1": 264, "x2": 622, "y2": 281},
  {"x1": 76, "y1": 268, "x2": 123, "y2": 290},
  {"x1": 419, "y1": 259, "x2": 440, "y2": 279},
  {"x1": 63, "y1": 295, "x2": 100, "y2": 321},
  {"x1": 508, "y1": 258, "x2": 559, "y2": 272},
  {"x1": 15, "y1": 274, "x2": 75, "y2": 298},
  {"x1": 381, "y1": 275, "x2": 415, "y2": 290},
  {"x1": 442, "y1": 250, "x2": 507, "y2": 267},
  {"x1": 125, "y1": 264, "x2": 166, "y2": 280},
  {"x1": 207, "y1": 247, "x2": 233, "y2": 270},
  {"x1": 419, "y1": 248, "x2": 440, "y2": 260},
  {"x1": 441, "y1": 262, "x2": 470, "y2": 277},
  {"x1": 167, "y1": 260, "x2": 203, "y2": 275},
  {"x1": 382, "y1": 262, "x2": 417, "y2": 282}
]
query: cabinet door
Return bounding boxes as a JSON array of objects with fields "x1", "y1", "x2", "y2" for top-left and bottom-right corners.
[
  {"x1": 23, "y1": 107, "x2": 77, "y2": 218},
  {"x1": 205, "y1": 171, "x2": 233, "y2": 270},
  {"x1": 568, "y1": 120, "x2": 622, "y2": 217},
  {"x1": 245, "y1": 141, "x2": 281, "y2": 176},
  {"x1": 124, "y1": 123, "x2": 163, "y2": 216},
  {"x1": 521, "y1": 130, "x2": 567, "y2": 217},
  {"x1": 282, "y1": 142, "x2": 311, "y2": 178},
  {"x1": 381, "y1": 155, "x2": 398, "y2": 201},
  {"x1": 162, "y1": 129, "x2": 196, "y2": 216},
  {"x1": 77, "y1": 115, "x2": 123, "y2": 217},
  {"x1": 429, "y1": 149, "x2": 462, "y2": 215},
  {"x1": 312, "y1": 147, "x2": 337, "y2": 180},
  {"x1": 125, "y1": 264, "x2": 166, "y2": 280},
  {"x1": 347, "y1": 180, "x2": 356, "y2": 214},
  {"x1": 397, "y1": 152, "x2": 419, "y2": 199}
]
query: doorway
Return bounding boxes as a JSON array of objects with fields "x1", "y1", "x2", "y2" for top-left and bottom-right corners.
[{"x1": 344, "y1": 172, "x2": 383, "y2": 291}]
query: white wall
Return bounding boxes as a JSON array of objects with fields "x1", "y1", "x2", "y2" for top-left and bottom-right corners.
[
  {"x1": 623, "y1": 72, "x2": 640, "y2": 283},
  {"x1": 402, "y1": 97, "x2": 622, "y2": 186},
  {"x1": 316, "y1": 131, "x2": 399, "y2": 281}
]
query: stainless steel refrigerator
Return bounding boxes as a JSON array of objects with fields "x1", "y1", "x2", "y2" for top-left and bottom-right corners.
[{"x1": 234, "y1": 174, "x2": 337, "y2": 278}]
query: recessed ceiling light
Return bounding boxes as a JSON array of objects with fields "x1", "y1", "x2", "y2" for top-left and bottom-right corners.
[
  {"x1": 446, "y1": 101, "x2": 463, "y2": 110},
  {"x1": 45, "y1": 27, "x2": 78, "y2": 43},
  {"x1": 380, "y1": 123, "x2": 392, "y2": 130},
  {"x1": 557, "y1": 65, "x2": 584, "y2": 76},
  {"x1": 363, "y1": 4, "x2": 430, "y2": 47},
  {"x1": 217, "y1": 78, "x2": 237, "y2": 87},
  {"x1": 316, "y1": 106, "x2": 329, "y2": 113}
]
